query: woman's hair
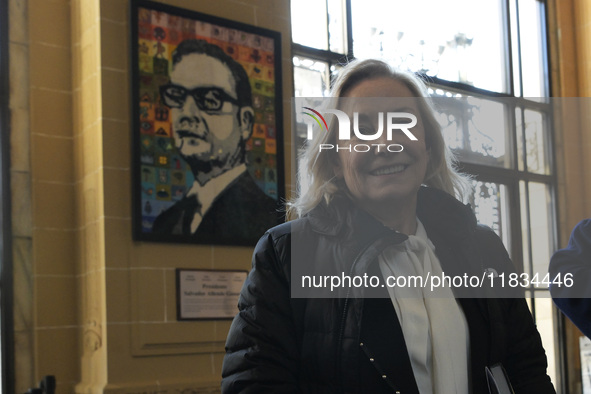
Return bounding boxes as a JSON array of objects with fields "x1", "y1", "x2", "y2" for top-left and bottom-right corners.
[{"x1": 287, "y1": 58, "x2": 471, "y2": 219}]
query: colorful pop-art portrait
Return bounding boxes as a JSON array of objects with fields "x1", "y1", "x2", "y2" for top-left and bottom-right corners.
[{"x1": 131, "y1": 0, "x2": 284, "y2": 245}]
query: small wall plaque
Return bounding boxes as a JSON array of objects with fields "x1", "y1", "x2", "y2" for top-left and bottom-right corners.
[{"x1": 176, "y1": 269, "x2": 247, "y2": 320}]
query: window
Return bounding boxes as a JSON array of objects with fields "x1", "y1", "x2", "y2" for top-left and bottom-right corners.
[{"x1": 292, "y1": 0, "x2": 562, "y2": 389}]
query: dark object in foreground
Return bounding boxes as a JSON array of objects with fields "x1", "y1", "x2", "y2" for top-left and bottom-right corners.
[{"x1": 25, "y1": 375, "x2": 55, "y2": 394}]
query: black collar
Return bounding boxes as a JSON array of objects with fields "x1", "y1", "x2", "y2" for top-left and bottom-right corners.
[{"x1": 307, "y1": 186, "x2": 477, "y2": 242}]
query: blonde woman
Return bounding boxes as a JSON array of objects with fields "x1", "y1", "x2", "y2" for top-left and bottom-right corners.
[{"x1": 222, "y1": 59, "x2": 555, "y2": 393}]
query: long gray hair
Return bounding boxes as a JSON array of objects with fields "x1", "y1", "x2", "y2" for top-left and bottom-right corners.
[{"x1": 287, "y1": 59, "x2": 471, "y2": 219}]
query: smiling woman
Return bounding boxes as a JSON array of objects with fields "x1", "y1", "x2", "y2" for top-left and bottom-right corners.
[
  {"x1": 333, "y1": 79, "x2": 430, "y2": 234},
  {"x1": 292, "y1": 60, "x2": 471, "y2": 219},
  {"x1": 221, "y1": 59, "x2": 556, "y2": 393}
]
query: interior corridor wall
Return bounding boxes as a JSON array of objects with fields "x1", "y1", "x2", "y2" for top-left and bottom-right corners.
[{"x1": 9, "y1": 0, "x2": 292, "y2": 392}]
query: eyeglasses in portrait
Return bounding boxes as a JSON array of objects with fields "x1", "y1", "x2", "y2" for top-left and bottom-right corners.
[{"x1": 131, "y1": 0, "x2": 284, "y2": 246}]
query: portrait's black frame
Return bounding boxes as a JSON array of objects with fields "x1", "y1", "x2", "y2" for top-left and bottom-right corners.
[{"x1": 130, "y1": 0, "x2": 284, "y2": 245}]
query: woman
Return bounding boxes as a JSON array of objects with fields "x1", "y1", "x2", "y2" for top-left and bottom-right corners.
[{"x1": 221, "y1": 59, "x2": 555, "y2": 393}]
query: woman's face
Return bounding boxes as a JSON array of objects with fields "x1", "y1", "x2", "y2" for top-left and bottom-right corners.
[{"x1": 333, "y1": 77, "x2": 429, "y2": 212}]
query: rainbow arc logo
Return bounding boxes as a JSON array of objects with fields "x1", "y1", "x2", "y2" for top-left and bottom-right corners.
[{"x1": 302, "y1": 106, "x2": 328, "y2": 132}]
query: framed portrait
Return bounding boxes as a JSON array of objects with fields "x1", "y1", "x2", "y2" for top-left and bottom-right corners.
[{"x1": 130, "y1": 0, "x2": 284, "y2": 246}]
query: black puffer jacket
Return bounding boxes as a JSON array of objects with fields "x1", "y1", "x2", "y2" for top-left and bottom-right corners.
[{"x1": 222, "y1": 187, "x2": 555, "y2": 393}]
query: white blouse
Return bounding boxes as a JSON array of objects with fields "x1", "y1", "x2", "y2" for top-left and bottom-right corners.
[{"x1": 378, "y1": 219, "x2": 471, "y2": 394}]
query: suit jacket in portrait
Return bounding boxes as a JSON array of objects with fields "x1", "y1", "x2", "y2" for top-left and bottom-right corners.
[{"x1": 152, "y1": 171, "x2": 281, "y2": 246}]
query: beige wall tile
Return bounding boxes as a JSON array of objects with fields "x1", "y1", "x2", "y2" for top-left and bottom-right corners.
[
  {"x1": 30, "y1": 88, "x2": 73, "y2": 138},
  {"x1": 104, "y1": 218, "x2": 132, "y2": 269},
  {"x1": 133, "y1": 243, "x2": 214, "y2": 269},
  {"x1": 102, "y1": 119, "x2": 131, "y2": 169},
  {"x1": 131, "y1": 268, "x2": 166, "y2": 322},
  {"x1": 106, "y1": 325, "x2": 220, "y2": 385},
  {"x1": 33, "y1": 228, "x2": 76, "y2": 276},
  {"x1": 9, "y1": 42, "x2": 29, "y2": 110},
  {"x1": 212, "y1": 351, "x2": 225, "y2": 376},
  {"x1": 79, "y1": 170, "x2": 104, "y2": 225},
  {"x1": 103, "y1": 379, "x2": 222, "y2": 394},
  {"x1": 249, "y1": 0, "x2": 290, "y2": 16},
  {"x1": 164, "y1": 269, "x2": 177, "y2": 322},
  {"x1": 103, "y1": 167, "x2": 131, "y2": 218},
  {"x1": 78, "y1": 270, "x2": 106, "y2": 326},
  {"x1": 104, "y1": 324, "x2": 131, "y2": 365},
  {"x1": 80, "y1": 39, "x2": 100, "y2": 81},
  {"x1": 32, "y1": 181, "x2": 76, "y2": 229},
  {"x1": 100, "y1": 19, "x2": 128, "y2": 71},
  {"x1": 80, "y1": 73, "x2": 101, "y2": 130},
  {"x1": 554, "y1": 4, "x2": 578, "y2": 96},
  {"x1": 101, "y1": 0, "x2": 127, "y2": 24},
  {"x1": 214, "y1": 320, "x2": 232, "y2": 343},
  {"x1": 162, "y1": 0, "x2": 255, "y2": 25},
  {"x1": 78, "y1": 0, "x2": 100, "y2": 39},
  {"x1": 29, "y1": 0, "x2": 70, "y2": 47},
  {"x1": 575, "y1": 3, "x2": 591, "y2": 96},
  {"x1": 101, "y1": 69, "x2": 129, "y2": 121},
  {"x1": 10, "y1": 108, "x2": 31, "y2": 173},
  {"x1": 14, "y1": 329, "x2": 34, "y2": 394},
  {"x1": 35, "y1": 275, "x2": 77, "y2": 327},
  {"x1": 71, "y1": 89, "x2": 83, "y2": 134},
  {"x1": 105, "y1": 270, "x2": 131, "y2": 323},
  {"x1": 79, "y1": 221, "x2": 106, "y2": 275},
  {"x1": 253, "y1": 11, "x2": 291, "y2": 34},
  {"x1": 212, "y1": 246, "x2": 253, "y2": 271},
  {"x1": 13, "y1": 237, "x2": 33, "y2": 332},
  {"x1": 81, "y1": 122, "x2": 103, "y2": 176},
  {"x1": 9, "y1": 0, "x2": 28, "y2": 45},
  {"x1": 71, "y1": 45, "x2": 82, "y2": 94},
  {"x1": 31, "y1": 135, "x2": 74, "y2": 183},
  {"x1": 81, "y1": 22, "x2": 100, "y2": 52},
  {"x1": 131, "y1": 320, "x2": 220, "y2": 349},
  {"x1": 11, "y1": 171, "x2": 32, "y2": 237},
  {"x1": 29, "y1": 43, "x2": 72, "y2": 91},
  {"x1": 35, "y1": 327, "x2": 80, "y2": 390}
]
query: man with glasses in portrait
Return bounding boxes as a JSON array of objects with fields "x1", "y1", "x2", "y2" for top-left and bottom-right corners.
[{"x1": 152, "y1": 39, "x2": 280, "y2": 244}]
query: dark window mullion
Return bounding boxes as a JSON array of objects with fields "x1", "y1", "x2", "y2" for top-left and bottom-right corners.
[
  {"x1": 541, "y1": 0, "x2": 553, "y2": 97},
  {"x1": 506, "y1": 99, "x2": 525, "y2": 265},
  {"x1": 458, "y1": 162, "x2": 553, "y2": 184},
  {"x1": 345, "y1": 0, "x2": 353, "y2": 58},
  {"x1": 425, "y1": 76, "x2": 515, "y2": 99},
  {"x1": 538, "y1": 0, "x2": 550, "y2": 97},
  {"x1": 504, "y1": 0, "x2": 516, "y2": 96},
  {"x1": 293, "y1": 44, "x2": 349, "y2": 64},
  {"x1": 325, "y1": 0, "x2": 331, "y2": 53},
  {"x1": 509, "y1": 178, "x2": 525, "y2": 271},
  {"x1": 513, "y1": 0, "x2": 525, "y2": 98},
  {"x1": 523, "y1": 179, "x2": 537, "y2": 318},
  {"x1": 519, "y1": 106, "x2": 528, "y2": 173}
]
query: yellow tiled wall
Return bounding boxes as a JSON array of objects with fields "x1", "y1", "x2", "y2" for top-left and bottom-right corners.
[
  {"x1": 9, "y1": 0, "x2": 591, "y2": 392},
  {"x1": 25, "y1": 0, "x2": 80, "y2": 392},
  {"x1": 11, "y1": 0, "x2": 292, "y2": 392}
]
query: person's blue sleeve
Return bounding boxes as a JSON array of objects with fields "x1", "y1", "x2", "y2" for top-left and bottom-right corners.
[{"x1": 549, "y1": 219, "x2": 591, "y2": 337}]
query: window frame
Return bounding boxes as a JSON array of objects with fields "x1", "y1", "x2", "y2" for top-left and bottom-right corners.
[{"x1": 291, "y1": 0, "x2": 565, "y2": 391}]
